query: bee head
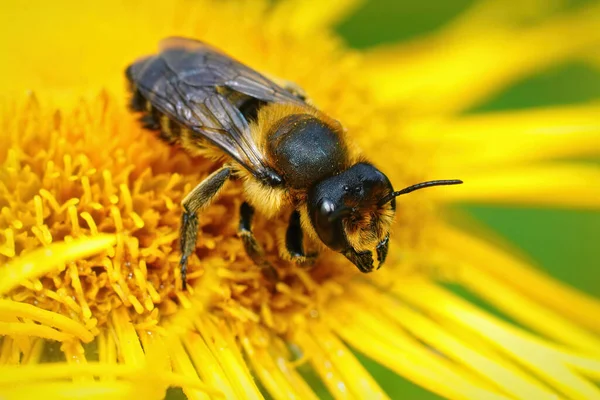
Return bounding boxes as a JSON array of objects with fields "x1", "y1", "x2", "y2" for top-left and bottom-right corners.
[
  {"x1": 307, "y1": 163, "x2": 395, "y2": 272},
  {"x1": 308, "y1": 163, "x2": 463, "y2": 273}
]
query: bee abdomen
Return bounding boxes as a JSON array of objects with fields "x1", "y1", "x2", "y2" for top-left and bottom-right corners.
[
  {"x1": 157, "y1": 113, "x2": 180, "y2": 144},
  {"x1": 128, "y1": 87, "x2": 181, "y2": 145},
  {"x1": 127, "y1": 76, "x2": 207, "y2": 151},
  {"x1": 126, "y1": 66, "x2": 146, "y2": 113}
]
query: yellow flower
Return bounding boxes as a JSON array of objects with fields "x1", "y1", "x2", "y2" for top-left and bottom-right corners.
[{"x1": 1, "y1": 0, "x2": 600, "y2": 399}]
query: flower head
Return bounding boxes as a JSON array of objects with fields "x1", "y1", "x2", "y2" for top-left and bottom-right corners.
[{"x1": 1, "y1": 0, "x2": 600, "y2": 399}]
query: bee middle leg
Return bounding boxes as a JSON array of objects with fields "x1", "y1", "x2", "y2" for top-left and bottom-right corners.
[
  {"x1": 285, "y1": 210, "x2": 317, "y2": 266},
  {"x1": 238, "y1": 202, "x2": 279, "y2": 280},
  {"x1": 180, "y1": 166, "x2": 232, "y2": 289}
]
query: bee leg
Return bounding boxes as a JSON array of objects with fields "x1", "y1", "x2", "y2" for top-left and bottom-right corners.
[
  {"x1": 238, "y1": 202, "x2": 279, "y2": 281},
  {"x1": 180, "y1": 167, "x2": 232, "y2": 289},
  {"x1": 285, "y1": 210, "x2": 317, "y2": 266},
  {"x1": 376, "y1": 234, "x2": 390, "y2": 268}
]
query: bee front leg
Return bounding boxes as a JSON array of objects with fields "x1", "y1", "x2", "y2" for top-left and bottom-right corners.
[
  {"x1": 376, "y1": 234, "x2": 390, "y2": 268},
  {"x1": 238, "y1": 202, "x2": 279, "y2": 281},
  {"x1": 180, "y1": 166, "x2": 232, "y2": 290},
  {"x1": 285, "y1": 210, "x2": 317, "y2": 266}
]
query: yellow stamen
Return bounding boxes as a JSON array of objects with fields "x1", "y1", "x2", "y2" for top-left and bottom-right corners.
[
  {"x1": 0, "y1": 228, "x2": 15, "y2": 257},
  {"x1": 39, "y1": 189, "x2": 61, "y2": 215},
  {"x1": 68, "y1": 205, "x2": 81, "y2": 235},
  {"x1": 34, "y1": 195, "x2": 44, "y2": 226}
]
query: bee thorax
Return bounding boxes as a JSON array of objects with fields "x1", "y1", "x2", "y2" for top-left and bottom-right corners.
[{"x1": 267, "y1": 114, "x2": 348, "y2": 189}]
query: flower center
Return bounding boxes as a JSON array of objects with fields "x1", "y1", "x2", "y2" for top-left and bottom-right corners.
[{"x1": 0, "y1": 97, "x2": 365, "y2": 334}]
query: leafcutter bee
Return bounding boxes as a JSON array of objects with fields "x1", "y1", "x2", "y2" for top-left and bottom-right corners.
[{"x1": 126, "y1": 37, "x2": 462, "y2": 289}]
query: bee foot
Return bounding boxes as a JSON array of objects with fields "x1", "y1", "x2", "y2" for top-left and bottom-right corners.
[{"x1": 289, "y1": 252, "x2": 318, "y2": 267}]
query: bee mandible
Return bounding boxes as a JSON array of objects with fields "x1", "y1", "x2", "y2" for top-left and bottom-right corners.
[{"x1": 126, "y1": 37, "x2": 463, "y2": 289}]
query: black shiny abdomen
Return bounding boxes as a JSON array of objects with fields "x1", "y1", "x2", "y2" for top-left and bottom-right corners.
[{"x1": 267, "y1": 114, "x2": 348, "y2": 189}]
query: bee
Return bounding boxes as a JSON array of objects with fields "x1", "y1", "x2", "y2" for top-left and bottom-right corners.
[{"x1": 126, "y1": 37, "x2": 462, "y2": 289}]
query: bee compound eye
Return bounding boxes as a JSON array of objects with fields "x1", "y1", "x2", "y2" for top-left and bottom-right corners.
[
  {"x1": 310, "y1": 198, "x2": 347, "y2": 252},
  {"x1": 320, "y1": 199, "x2": 336, "y2": 217}
]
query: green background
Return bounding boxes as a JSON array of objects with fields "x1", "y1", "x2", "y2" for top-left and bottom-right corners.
[
  {"x1": 170, "y1": 1, "x2": 600, "y2": 399},
  {"x1": 336, "y1": 0, "x2": 600, "y2": 399}
]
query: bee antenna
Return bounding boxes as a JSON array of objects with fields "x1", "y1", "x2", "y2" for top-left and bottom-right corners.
[{"x1": 378, "y1": 179, "x2": 463, "y2": 206}]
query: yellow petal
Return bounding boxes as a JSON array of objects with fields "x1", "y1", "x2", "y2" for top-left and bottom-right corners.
[
  {"x1": 0, "y1": 300, "x2": 93, "y2": 343},
  {"x1": 269, "y1": 0, "x2": 363, "y2": 35},
  {"x1": 194, "y1": 318, "x2": 264, "y2": 399},
  {"x1": 361, "y1": 3, "x2": 600, "y2": 115},
  {"x1": 165, "y1": 336, "x2": 213, "y2": 400},
  {"x1": 181, "y1": 331, "x2": 239, "y2": 399},
  {"x1": 436, "y1": 164, "x2": 600, "y2": 209},
  {"x1": 1, "y1": 381, "x2": 149, "y2": 400},
  {"x1": 460, "y1": 266, "x2": 600, "y2": 356},
  {"x1": 405, "y1": 104, "x2": 600, "y2": 169},
  {"x1": 436, "y1": 225, "x2": 600, "y2": 333},
  {"x1": 241, "y1": 331, "x2": 320, "y2": 400},
  {"x1": 0, "y1": 361, "x2": 218, "y2": 400},
  {"x1": 348, "y1": 282, "x2": 558, "y2": 399},
  {"x1": 110, "y1": 307, "x2": 145, "y2": 366},
  {"x1": 0, "y1": 321, "x2": 72, "y2": 342},
  {"x1": 393, "y1": 280, "x2": 600, "y2": 400},
  {"x1": 305, "y1": 323, "x2": 389, "y2": 399},
  {"x1": 0, "y1": 235, "x2": 115, "y2": 295},
  {"x1": 329, "y1": 299, "x2": 509, "y2": 400},
  {"x1": 294, "y1": 329, "x2": 360, "y2": 400}
]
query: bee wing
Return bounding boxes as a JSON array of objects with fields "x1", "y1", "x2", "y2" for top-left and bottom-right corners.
[
  {"x1": 127, "y1": 37, "x2": 306, "y2": 181},
  {"x1": 158, "y1": 37, "x2": 306, "y2": 105}
]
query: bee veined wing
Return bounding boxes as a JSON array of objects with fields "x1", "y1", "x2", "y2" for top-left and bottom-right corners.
[
  {"x1": 127, "y1": 37, "x2": 305, "y2": 182},
  {"x1": 157, "y1": 37, "x2": 306, "y2": 105}
]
